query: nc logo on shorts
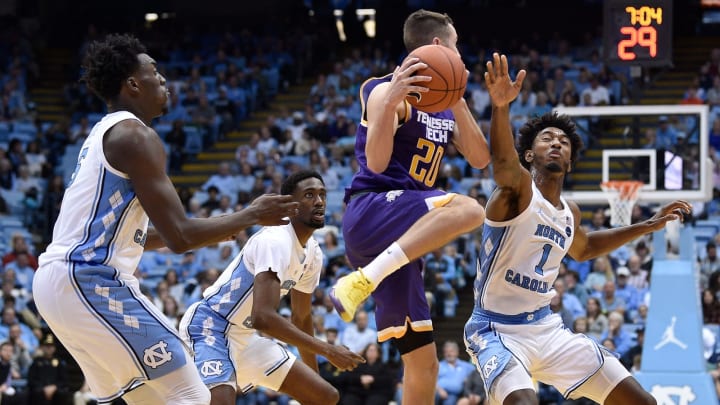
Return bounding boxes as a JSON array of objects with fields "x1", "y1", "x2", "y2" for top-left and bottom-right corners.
[
  {"x1": 483, "y1": 355, "x2": 498, "y2": 379},
  {"x1": 200, "y1": 360, "x2": 223, "y2": 377},
  {"x1": 143, "y1": 340, "x2": 173, "y2": 369}
]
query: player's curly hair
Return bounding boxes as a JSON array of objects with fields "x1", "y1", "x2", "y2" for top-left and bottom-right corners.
[
  {"x1": 403, "y1": 9, "x2": 453, "y2": 52},
  {"x1": 281, "y1": 170, "x2": 324, "y2": 195},
  {"x1": 81, "y1": 33, "x2": 147, "y2": 103},
  {"x1": 517, "y1": 111, "x2": 584, "y2": 170}
]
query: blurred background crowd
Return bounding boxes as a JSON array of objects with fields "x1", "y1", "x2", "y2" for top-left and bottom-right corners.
[{"x1": 0, "y1": 0, "x2": 719, "y2": 404}]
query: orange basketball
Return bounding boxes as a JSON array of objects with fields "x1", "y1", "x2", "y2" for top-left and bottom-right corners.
[{"x1": 405, "y1": 44, "x2": 468, "y2": 113}]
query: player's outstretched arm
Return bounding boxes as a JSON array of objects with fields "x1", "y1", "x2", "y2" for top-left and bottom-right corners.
[
  {"x1": 105, "y1": 121, "x2": 298, "y2": 253},
  {"x1": 568, "y1": 200, "x2": 691, "y2": 261},
  {"x1": 485, "y1": 52, "x2": 527, "y2": 189},
  {"x1": 252, "y1": 272, "x2": 365, "y2": 372},
  {"x1": 365, "y1": 58, "x2": 431, "y2": 173}
]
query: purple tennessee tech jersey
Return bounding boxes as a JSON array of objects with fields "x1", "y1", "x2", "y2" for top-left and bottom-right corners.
[{"x1": 344, "y1": 74, "x2": 456, "y2": 202}]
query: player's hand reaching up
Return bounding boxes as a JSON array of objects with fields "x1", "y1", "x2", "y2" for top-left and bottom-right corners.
[
  {"x1": 246, "y1": 194, "x2": 300, "y2": 226},
  {"x1": 645, "y1": 200, "x2": 692, "y2": 231},
  {"x1": 484, "y1": 52, "x2": 526, "y2": 108},
  {"x1": 325, "y1": 344, "x2": 366, "y2": 372}
]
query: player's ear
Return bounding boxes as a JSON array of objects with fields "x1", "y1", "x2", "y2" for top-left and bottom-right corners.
[
  {"x1": 525, "y1": 151, "x2": 534, "y2": 163},
  {"x1": 126, "y1": 77, "x2": 140, "y2": 92}
]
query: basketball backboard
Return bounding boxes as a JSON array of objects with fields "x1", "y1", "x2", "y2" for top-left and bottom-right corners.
[{"x1": 552, "y1": 104, "x2": 711, "y2": 204}]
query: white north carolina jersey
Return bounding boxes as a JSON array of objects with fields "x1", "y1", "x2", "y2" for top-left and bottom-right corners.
[
  {"x1": 202, "y1": 223, "x2": 323, "y2": 332},
  {"x1": 39, "y1": 111, "x2": 149, "y2": 273},
  {"x1": 473, "y1": 182, "x2": 575, "y2": 315}
]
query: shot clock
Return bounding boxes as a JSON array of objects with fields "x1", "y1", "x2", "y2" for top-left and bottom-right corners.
[{"x1": 603, "y1": 0, "x2": 673, "y2": 67}]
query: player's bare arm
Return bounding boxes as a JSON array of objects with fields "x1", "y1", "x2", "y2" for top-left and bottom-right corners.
[
  {"x1": 104, "y1": 122, "x2": 299, "y2": 252},
  {"x1": 289, "y1": 288, "x2": 319, "y2": 372},
  {"x1": 484, "y1": 52, "x2": 531, "y2": 221},
  {"x1": 450, "y1": 97, "x2": 490, "y2": 169},
  {"x1": 567, "y1": 200, "x2": 691, "y2": 261},
  {"x1": 365, "y1": 57, "x2": 431, "y2": 173},
  {"x1": 252, "y1": 272, "x2": 364, "y2": 372}
]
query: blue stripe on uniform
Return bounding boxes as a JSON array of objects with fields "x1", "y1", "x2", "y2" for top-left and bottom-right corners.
[
  {"x1": 69, "y1": 168, "x2": 136, "y2": 264},
  {"x1": 475, "y1": 224, "x2": 507, "y2": 309},
  {"x1": 204, "y1": 257, "x2": 255, "y2": 321}
]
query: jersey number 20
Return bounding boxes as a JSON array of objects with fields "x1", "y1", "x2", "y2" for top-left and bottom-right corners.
[{"x1": 409, "y1": 138, "x2": 444, "y2": 187}]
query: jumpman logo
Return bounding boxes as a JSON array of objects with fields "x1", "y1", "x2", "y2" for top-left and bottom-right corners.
[{"x1": 654, "y1": 316, "x2": 688, "y2": 351}]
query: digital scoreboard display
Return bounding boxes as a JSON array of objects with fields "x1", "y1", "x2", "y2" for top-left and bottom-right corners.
[{"x1": 603, "y1": 0, "x2": 673, "y2": 67}]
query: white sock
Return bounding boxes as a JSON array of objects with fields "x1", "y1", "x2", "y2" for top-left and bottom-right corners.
[{"x1": 361, "y1": 242, "x2": 410, "y2": 286}]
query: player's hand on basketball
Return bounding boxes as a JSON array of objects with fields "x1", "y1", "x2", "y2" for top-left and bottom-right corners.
[
  {"x1": 484, "y1": 52, "x2": 526, "y2": 108},
  {"x1": 646, "y1": 200, "x2": 692, "y2": 231},
  {"x1": 326, "y1": 344, "x2": 366, "y2": 371},
  {"x1": 246, "y1": 194, "x2": 299, "y2": 226},
  {"x1": 387, "y1": 57, "x2": 432, "y2": 106}
]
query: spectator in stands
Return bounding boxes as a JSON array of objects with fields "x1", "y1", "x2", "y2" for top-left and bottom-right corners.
[
  {"x1": 435, "y1": 340, "x2": 475, "y2": 405},
  {"x1": 655, "y1": 115, "x2": 680, "y2": 151},
  {"x1": 599, "y1": 311, "x2": 634, "y2": 357},
  {"x1": 2, "y1": 232, "x2": 37, "y2": 270},
  {"x1": 191, "y1": 94, "x2": 217, "y2": 146},
  {"x1": 553, "y1": 278, "x2": 585, "y2": 320},
  {"x1": 580, "y1": 74, "x2": 610, "y2": 107},
  {"x1": 4, "y1": 251, "x2": 34, "y2": 293},
  {"x1": 7, "y1": 323, "x2": 32, "y2": 377},
  {"x1": 210, "y1": 194, "x2": 234, "y2": 217},
  {"x1": 586, "y1": 297, "x2": 608, "y2": 341},
  {"x1": 0, "y1": 158, "x2": 14, "y2": 190},
  {"x1": 164, "y1": 119, "x2": 187, "y2": 173},
  {"x1": 584, "y1": 255, "x2": 614, "y2": 293},
  {"x1": 572, "y1": 316, "x2": 589, "y2": 335},
  {"x1": 27, "y1": 333, "x2": 71, "y2": 405},
  {"x1": 339, "y1": 342, "x2": 396, "y2": 405},
  {"x1": 596, "y1": 281, "x2": 626, "y2": 318},
  {"x1": 340, "y1": 310, "x2": 377, "y2": 354},
  {"x1": 0, "y1": 341, "x2": 25, "y2": 405},
  {"x1": 564, "y1": 269, "x2": 589, "y2": 306},
  {"x1": 200, "y1": 185, "x2": 221, "y2": 213},
  {"x1": 42, "y1": 175, "x2": 64, "y2": 242},
  {"x1": 24, "y1": 140, "x2": 48, "y2": 178},
  {"x1": 626, "y1": 254, "x2": 649, "y2": 290},
  {"x1": 550, "y1": 290, "x2": 574, "y2": 329},
  {"x1": 703, "y1": 288, "x2": 720, "y2": 324},
  {"x1": 456, "y1": 369, "x2": 487, "y2": 405},
  {"x1": 0, "y1": 306, "x2": 37, "y2": 366},
  {"x1": 701, "y1": 242, "x2": 720, "y2": 289},
  {"x1": 424, "y1": 248, "x2": 457, "y2": 319},
  {"x1": 614, "y1": 266, "x2": 640, "y2": 320},
  {"x1": 315, "y1": 293, "x2": 346, "y2": 336}
]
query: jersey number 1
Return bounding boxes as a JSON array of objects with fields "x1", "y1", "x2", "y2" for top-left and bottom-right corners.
[{"x1": 534, "y1": 243, "x2": 552, "y2": 276}]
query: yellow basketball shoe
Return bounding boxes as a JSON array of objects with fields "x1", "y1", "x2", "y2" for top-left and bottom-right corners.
[{"x1": 329, "y1": 269, "x2": 374, "y2": 322}]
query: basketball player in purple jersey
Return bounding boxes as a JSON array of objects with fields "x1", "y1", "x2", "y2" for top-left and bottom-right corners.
[
  {"x1": 330, "y1": 9, "x2": 491, "y2": 404},
  {"x1": 464, "y1": 52, "x2": 689, "y2": 404}
]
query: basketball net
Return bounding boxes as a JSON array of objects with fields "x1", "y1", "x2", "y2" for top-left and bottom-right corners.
[{"x1": 600, "y1": 180, "x2": 644, "y2": 227}]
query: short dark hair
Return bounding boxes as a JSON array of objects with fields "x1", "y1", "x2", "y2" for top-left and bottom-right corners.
[
  {"x1": 403, "y1": 9, "x2": 453, "y2": 52},
  {"x1": 517, "y1": 111, "x2": 584, "y2": 170},
  {"x1": 81, "y1": 33, "x2": 147, "y2": 103},
  {"x1": 281, "y1": 170, "x2": 324, "y2": 195}
]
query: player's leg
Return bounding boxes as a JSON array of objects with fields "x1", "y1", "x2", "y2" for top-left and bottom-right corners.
[
  {"x1": 604, "y1": 376, "x2": 656, "y2": 405},
  {"x1": 209, "y1": 385, "x2": 237, "y2": 405},
  {"x1": 464, "y1": 315, "x2": 537, "y2": 405},
  {"x1": 33, "y1": 263, "x2": 192, "y2": 403},
  {"x1": 573, "y1": 360, "x2": 656, "y2": 405},
  {"x1": 334, "y1": 190, "x2": 483, "y2": 321},
  {"x1": 396, "y1": 336, "x2": 438, "y2": 405},
  {"x1": 178, "y1": 303, "x2": 236, "y2": 405},
  {"x1": 276, "y1": 360, "x2": 340, "y2": 404},
  {"x1": 122, "y1": 359, "x2": 211, "y2": 405}
]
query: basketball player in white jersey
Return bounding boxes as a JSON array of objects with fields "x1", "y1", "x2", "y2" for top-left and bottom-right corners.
[
  {"x1": 463, "y1": 52, "x2": 691, "y2": 405},
  {"x1": 180, "y1": 170, "x2": 364, "y2": 405},
  {"x1": 33, "y1": 34, "x2": 298, "y2": 405}
]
